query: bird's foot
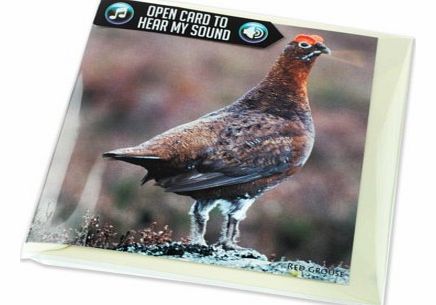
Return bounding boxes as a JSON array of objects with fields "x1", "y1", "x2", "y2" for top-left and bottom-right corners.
[
  {"x1": 189, "y1": 237, "x2": 208, "y2": 247},
  {"x1": 214, "y1": 240, "x2": 246, "y2": 251}
]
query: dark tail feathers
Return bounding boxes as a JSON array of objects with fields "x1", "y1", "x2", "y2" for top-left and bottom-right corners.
[{"x1": 102, "y1": 147, "x2": 161, "y2": 167}]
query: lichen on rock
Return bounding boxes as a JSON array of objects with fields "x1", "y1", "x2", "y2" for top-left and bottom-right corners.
[{"x1": 117, "y1": 242, "x2": 349, "y2": 284}]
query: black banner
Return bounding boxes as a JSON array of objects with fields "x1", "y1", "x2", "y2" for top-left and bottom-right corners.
[{"x1": 94, "y1": 0, "x2": 283, "y2": 48}]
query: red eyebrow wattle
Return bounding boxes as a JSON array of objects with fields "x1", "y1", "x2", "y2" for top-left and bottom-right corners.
[{"x1": 293, "y1": 34, "x2": 324, "y2": 45}]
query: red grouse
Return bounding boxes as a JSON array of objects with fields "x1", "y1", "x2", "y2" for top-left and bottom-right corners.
[{"x1": 103, "y1": 34, "x2": 330, "y2": 249}]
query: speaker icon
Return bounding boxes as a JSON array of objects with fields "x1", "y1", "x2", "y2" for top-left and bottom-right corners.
[{"x1": 239, "y1": 22, "x2": 269, "y2": 44}]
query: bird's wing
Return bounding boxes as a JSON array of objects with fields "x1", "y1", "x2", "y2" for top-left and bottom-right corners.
[
  {"x1": 158, "y1": 134, "x2": 296, "y2": 192},
  {"x1": 104, "y1": 109, "x2": 311, "y2": 192}
]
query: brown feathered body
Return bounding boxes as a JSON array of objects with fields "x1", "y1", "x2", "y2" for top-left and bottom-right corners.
[{"x1": 104, "y1": 35, "x2": 330, "y2": 248}]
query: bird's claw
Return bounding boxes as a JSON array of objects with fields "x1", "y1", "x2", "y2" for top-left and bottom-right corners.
[
  {"x1": 189, "y1": 238, "x2": 208, "y2": 247},
  {"x1": 213, "y1": 241, "x2": 246, "y2": 251}
]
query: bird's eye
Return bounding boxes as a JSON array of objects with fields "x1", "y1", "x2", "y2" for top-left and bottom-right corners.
[{"x1": 298, "y1": 41, "x2": 311, "y2": 49}]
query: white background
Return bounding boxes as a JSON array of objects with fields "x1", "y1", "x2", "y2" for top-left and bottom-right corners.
[{"x1": 1, "y1": 0, "x2": 435, "y2": 304}]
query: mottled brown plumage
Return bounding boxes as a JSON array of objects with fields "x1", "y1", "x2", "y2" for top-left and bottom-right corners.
[{"x1": 103, "y1": 34, "x2": 330, "y2": 249}]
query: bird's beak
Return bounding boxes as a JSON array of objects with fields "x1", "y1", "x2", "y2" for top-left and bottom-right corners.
[{"x1": 316, "y1": 42, "x2": 331, "y2": 55}]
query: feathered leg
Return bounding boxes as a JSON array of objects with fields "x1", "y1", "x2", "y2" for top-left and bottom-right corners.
[
  {"x1": 217, "y1": 198, "x2": 255, "y2": 249},
  {"x1": 189, "y1": 200, "x2": 218, "y2": 246}
]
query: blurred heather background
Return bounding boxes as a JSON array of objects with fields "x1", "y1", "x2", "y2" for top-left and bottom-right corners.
[{"x1": 30, "y1": 25, "x2": 377, "y2": 266}]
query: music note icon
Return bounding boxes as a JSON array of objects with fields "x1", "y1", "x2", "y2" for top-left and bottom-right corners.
[
  {"x1": 109, "y1": 7, "x2": 128, "y2": 20},
  {"x1": 105, "y1": 3, "x2": 134, "y2": 25}
]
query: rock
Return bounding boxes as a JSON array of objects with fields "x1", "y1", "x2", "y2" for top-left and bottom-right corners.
[{"x1": 116, "y1": 242, "x2": 349, "y2": 284}]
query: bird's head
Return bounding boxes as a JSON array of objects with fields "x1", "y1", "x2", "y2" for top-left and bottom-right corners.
[{"x1": 285, "y1": 34, "x2": 331, "y2": 63}]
